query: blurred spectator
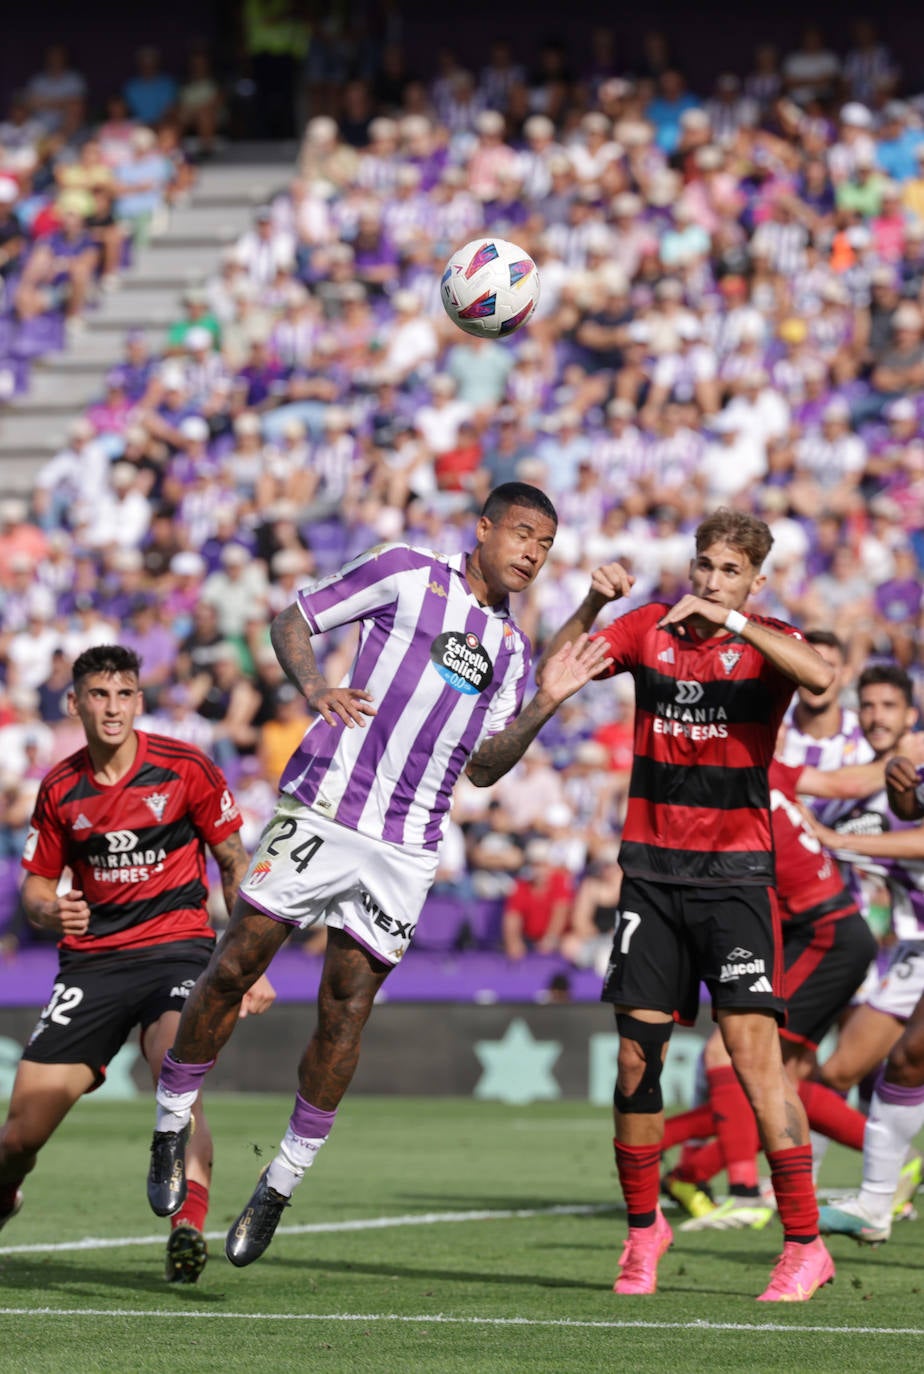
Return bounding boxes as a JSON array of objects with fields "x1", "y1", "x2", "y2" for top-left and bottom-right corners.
[
  {"x1": 123, "y1": 46, "x2": 178, "y2": 126},
  {"x1": 501, "y1": 838, "x2": 575, "y2": 961}
]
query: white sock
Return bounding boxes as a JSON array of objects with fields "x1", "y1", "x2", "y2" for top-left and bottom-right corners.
[
  {"x1": 155, "y1": 1084, "x2": 197, "y2": 1135},
  {"x1": 809, "y1": 1130, "x2": 830, "y2": 1184},
  {"x1": 859, "y1": 1092, "x2": 924, "y2": 1219},
  {"x1": 265, "y1": 1128, "x2": 329, "y2": 1198}
]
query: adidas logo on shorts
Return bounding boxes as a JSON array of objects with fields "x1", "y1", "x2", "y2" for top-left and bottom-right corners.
[{"x1": 749, "y1": 976, "x2": 773, "y2": 993}]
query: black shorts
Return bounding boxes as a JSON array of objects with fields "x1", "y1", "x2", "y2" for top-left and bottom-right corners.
[
  {"x1": 21, "y1": 940, "x2": 212, "y2": 1087},
  {"x1": 781, "y1": 907, "x2": 878, "y2": 1051},
  {"x1": 601, "y1": 874, "x2": 785, "y2": 1025}
]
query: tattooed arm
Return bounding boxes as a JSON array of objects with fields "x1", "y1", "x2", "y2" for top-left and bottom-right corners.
[
  {"x1": 208, "y1": 830, "x2": 276, "y2": 1016},
  {"x1": 466, "y1": 635, "x2": 612, "y2": 787},
  {"x1": 270, "y1": 603, "x2": 376, "y2": 727}
]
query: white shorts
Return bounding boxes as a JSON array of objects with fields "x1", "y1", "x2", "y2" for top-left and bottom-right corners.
[
  {"x1": 239, "y1": 795, "x2": 439, "y2": 966},
  {"x1": 866, "y1": 940, "x2": 924, "y2": 1021}
]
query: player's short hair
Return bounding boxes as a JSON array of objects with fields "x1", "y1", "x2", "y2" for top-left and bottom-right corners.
[
  {"x1": 481, "y1": 482, "x2": 558, "y2": 527},
  {"x1": 857, "y1": 662, "x2": 915, "y2": 706},
  {"x1": 72, "y1": 644, "x2": 142, "y2": 687},
  {"x1": 805, "y1": 628, "x2": 847, "y2": 657},
  {"x1": 694, "y1": 507, "x2": 773, "y2": 569}
]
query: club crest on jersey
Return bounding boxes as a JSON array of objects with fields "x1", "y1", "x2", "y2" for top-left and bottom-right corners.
[
  {"x1": 719, "y1": 647, "x2": 742, "y2": 675},
  {"x1": 143, "y1": 791, "x2": 169, "y2": 822},
  {"x1": 430, "y1": 630, "x2": 494, "y2": 695}
]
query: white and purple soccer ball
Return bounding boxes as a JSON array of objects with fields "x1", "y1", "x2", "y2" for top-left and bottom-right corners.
[{"x1": 440, "y1": 237, "x2": 540, "y2": 339}]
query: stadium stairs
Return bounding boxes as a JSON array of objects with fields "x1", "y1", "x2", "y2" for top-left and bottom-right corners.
[{"x1": 0, "y1": 140, "x2": 297, "y2": 500}]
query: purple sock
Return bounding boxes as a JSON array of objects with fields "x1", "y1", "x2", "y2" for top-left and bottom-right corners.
[
  {"x1": 290, "y1": 1091, "x2": 337, "y2": 1140},
  {"x1": 160, "y1": 1050, "x2": 215, "y2": 1096},
  {"x1": 877, "y1": 1070, "x2": 924, "y2": 1107}
]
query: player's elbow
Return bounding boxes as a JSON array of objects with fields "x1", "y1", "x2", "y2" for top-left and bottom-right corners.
[{"x1": 801, "y1": 660, "x2": 836, "y2": 696}]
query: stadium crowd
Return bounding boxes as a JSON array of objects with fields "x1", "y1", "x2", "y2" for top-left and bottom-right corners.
[{"x1": 1, "y1": 19, "x2": 924, "y2": 976}]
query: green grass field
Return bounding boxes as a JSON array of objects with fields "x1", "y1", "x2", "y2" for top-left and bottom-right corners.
[{"x1": 0, "y1": 1095, "x2": 922, "y2": 1373}]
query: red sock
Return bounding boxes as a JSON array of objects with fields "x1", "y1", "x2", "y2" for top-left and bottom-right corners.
[
  {"x1": 767, "y1": 1145, "x2": 817, "y2": 1242},
  {"x1": 663, "y1": 1103, "x2": 715, "y2": 1150},
  {"x1": 708, "y1": 1065, "x2": 759, "y2": 1191},
  {"x1": 798, "y1": 1079, "x2": 866, "y2": 1151},
  {"x1": 172, "y1": 1179, "x2": 209, "y2": 1233},
  {"x1": 614, "y1": 1139, "x2": 662, "y2": 1227},
  {"x1": 676, "y1": 1138, "x2": 723, "y2": 1186}
]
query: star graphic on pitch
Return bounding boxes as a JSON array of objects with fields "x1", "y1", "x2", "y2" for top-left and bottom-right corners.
[{"x1": 474, "y1": 1018, "x2": 562, "y2": 1105}]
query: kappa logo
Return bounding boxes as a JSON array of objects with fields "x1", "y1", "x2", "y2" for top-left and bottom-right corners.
[
  {"x1": 749, "y1": 976, "x2": 773, "y2": 993},
  {"x1": 143, "y1": 791, "x2": 169, "y2": 823},
  {"x1": 657, "y1": 646, "x2": 675, "y2": 664},
  {"x1": 675, "y1": 680, "x2": 704, "y2": 705},
  {"x1": 719, "y1": 647, "x2": 742, "y2": 675},
  {"x1": 72, "y1": 813, "x2": 92, "y2": 831},
  {"x1": 427, "y1": 579, "x2": 448, "y2": 598}
]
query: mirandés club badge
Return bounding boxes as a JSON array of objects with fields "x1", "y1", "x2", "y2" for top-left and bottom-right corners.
[{"x1": 430, "y1": 631, "x2": 494, "y2": 695}]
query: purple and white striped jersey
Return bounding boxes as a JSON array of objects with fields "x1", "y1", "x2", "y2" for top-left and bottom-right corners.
[
  {"x1": 827, "y1": 784, "x2": 924, "y2": 941},
  {"x1": 778, "y1": 702, "x2": 873, "y2": 819},
  {"x1": 281, "y1": 543, "x2": 532, "y2": 851}
]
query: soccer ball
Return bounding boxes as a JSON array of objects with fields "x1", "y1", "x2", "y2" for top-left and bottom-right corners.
[{"x1": 440, "y1": 237, "x2": 540, "y2": 339}]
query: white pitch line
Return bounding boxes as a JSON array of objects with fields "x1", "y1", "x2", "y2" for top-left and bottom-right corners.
[
  {"x1": 0, "y1": 1311, "x2": 922, "y2": 1335},
  {"x1": 0, "y1": 1202, "x2": 615, "y2": 1257}
]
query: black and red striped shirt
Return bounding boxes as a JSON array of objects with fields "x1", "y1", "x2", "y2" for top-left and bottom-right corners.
[
  {"x1": 593, "y1": 604, "x2": 801, "y2": 885},
  {"x1": 22, "y1": 731, "x2": 242, "y2": 954},
  {"x1": 770, "y1": 759, "x2": 858, "y2": 923}
]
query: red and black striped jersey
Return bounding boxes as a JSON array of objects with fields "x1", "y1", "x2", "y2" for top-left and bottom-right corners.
[
  {"x1": 593, "y1": 603, "x2": 800, "y2": 885},
  {"x1": 22, "y1": 731, "x2": 242, "y2": 954},
  {"x1": 769, "y1": 759, "x2": 858, "y2": 923}
]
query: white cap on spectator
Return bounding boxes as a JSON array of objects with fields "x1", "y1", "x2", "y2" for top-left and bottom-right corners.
[
  {"x1": 582, "y1": 111, "x2": 611, "y2": 135},
  {"x1": 170, "y1": 552, "x2": 205, "y2": 577},
  {"x1": 694, "y1": 145, "x2": 723, "y2": 170},
  {"x1": 68, "y1": 417, "x2": 95, "y2": 441},
  {"x1": 159, "y1": 364, "x2": 186, "y2": 389},
  {"x1": 612, "y1": 191, "x2": 642, "y2": 217},
  {"x1": 184, "y1": 326, "x2": 213, "y2": 351},
  {"x1": 368, "y1": 116, "x2": 398, "y2": 141},
  {"x1": 132, "y1": 127, "x2": 157, "y2": 150},
  {"x1": 306, "y1": 115, "x2": 337, "y2": 144},
  {"x1": 221, "y1": 543, "x2": 249, "y2": 566},
  {"x1": 0, "y1": 182, "x2": 18, "y2": 203},
  {"x1": 180, "y1": 415, "x2": 210, "y2": 442},
  {"x1": 112, "y1": 547, "x2": 143, "y2": 569},
  {"x1": 27, "y1": 587, "x2": 55, "y2": 620},
  {"x1": 894, "y1": 303, "x2": 923, "y2": 331},
  {"x1": 0, "y1": 498, "x2": 27, "y2": 524},
  {"x1": 524, "y1": 114, "x2": 555, "y2": 140},
  {"x1": 110, "y1": 462, "x2": 136, "y2": 488},
  {"x1": 840, "y1": 102, "x2": 873, "y2": 127},
  {"x1": 887, "y1": 397, "x2": 917, "y2": 421},
  {"x1": 681, "y1": 108, "x2": 711, "y2": 129},
  {"x1": 234, "y1": 412, "x2": 262, "y2": 436}
]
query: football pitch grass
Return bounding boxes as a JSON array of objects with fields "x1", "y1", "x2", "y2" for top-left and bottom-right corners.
[{"x1": 1, "y1": 1096, "x2": 922, "y2": 1374}]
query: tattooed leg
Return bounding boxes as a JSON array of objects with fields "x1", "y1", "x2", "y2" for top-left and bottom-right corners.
[
  {"x1": 718, "y1": 1008, "x2": 810, "y2": 1150},
  {"x1": 173, "y1": 898, "x2": 292, "y2": 1064},
  {"x1": 296, "y1": 930, "x2": 391, "y2": 1111}
]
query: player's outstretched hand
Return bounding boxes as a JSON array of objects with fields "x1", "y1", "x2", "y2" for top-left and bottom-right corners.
[
  {"x1": 589, "y1": 561, "x2": 635, "y2": 603},
  {"x1": 539, "y1": 634, "x2": 613, "y2": 704},
  {"x1": 239, "y1": 972, "x2": 276, "y2": 1018},
  {"x1": 308, "y1": 685, "x2": 377, "y2": 728}
]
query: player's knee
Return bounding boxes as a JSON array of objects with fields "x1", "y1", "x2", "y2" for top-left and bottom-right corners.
[
  {"x1": 886, "y1": 1036, "x2": 924, "y2": 1087},
  {"x1": 0, "y1": 1117, "x2": 45, "y2": 1164},
  {"x1": 614, "y1": 1015, "x2": 672, "y2": 1114}
]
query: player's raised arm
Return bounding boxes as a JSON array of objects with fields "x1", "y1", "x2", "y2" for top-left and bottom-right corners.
[
  {"x1": 270, "y1": 603, "x2": 375, "y2": 728},
  {"x1": 535, "y1": 561, "x2": 634, "y2": 683},
  {"x1": 466, "y1": 634, "x2": 612, "y2": 787}
]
